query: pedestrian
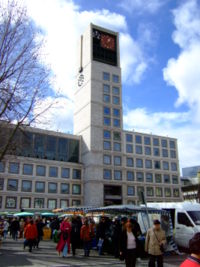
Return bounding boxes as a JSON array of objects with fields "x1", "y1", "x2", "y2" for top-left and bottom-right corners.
[
  {"x1": 80, "y1": 218, "x2": 94, "y2": 257},
  {"x1": 119, "y1": 221, "x2": 138, "y2": 267},
  {"x1": 36, "y1": 217, "x2": 45, "y2": 248},
  {"x1": 71, "y1": 216, "x2": 81, "y2": 256},
  {"x1": 0, "y1": 216, "x2": 4, "y2": 246},
  {"x1": 10, "y1": 217, "x2": 20, "y2": 240},
  {"x1": 19, "y1": 218, "x2": 25, "y2": 238},
  {"x1": 56, "y1": 217, "x2": 71, "y2": 258},
  {"x1": 145, "y1": 220, "x2": 166, "y2": 267},
  {"x1": 3, "y1": 219, "x2": 9, "y2": 239},
  {"x1": 112, "y1": 218, "x2": 121, "y2": 258},
  {"x1": 180, "y1": 232, "x2": 200, "y2": 267},
  {"x1": 24, "y1": 219, "x2": 38, "y2": 252},
  {"x1": 97, "y1": 217, "x2": 107, "y2": 255}
]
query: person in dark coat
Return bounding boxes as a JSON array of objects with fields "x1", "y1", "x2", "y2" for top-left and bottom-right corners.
[
  {"x1": 112, "y1": 219, "x2": 121, "y2": 258},
  {"x1": 119, "y1": 220, "x2": 139, "y2": 267},
  {"x1": 36, "y1": 218, "x2": 45, "y2": 248},
  {"x1": 97, "y1": 217, "x2": 107, "y2": 255},
  {"x1": 71, "y1": 216, "x2": 81, "y2": 256},
  {"x1": 10, "y1": 217, "x2": 20, "y2": 240}
]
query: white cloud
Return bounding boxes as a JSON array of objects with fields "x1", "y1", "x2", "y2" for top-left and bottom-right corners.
[{"x1": 119, "y1": 0, "x2": 166, "y2": 14}]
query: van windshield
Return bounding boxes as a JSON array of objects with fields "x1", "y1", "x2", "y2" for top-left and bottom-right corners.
[{"x1": 188, "y1": 211, "x2": 200, "y2": 225}]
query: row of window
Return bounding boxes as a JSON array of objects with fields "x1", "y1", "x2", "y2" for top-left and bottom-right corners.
[
  {"x1": 0, "y1": 196, "x2": 81, "y2": 210},
  {"x1": 103, "y1": 94, "x2": 120, "y2": 105},
  {"x1": 103, "y1": 155, "x2": 178, "y2": 171},
  {"x1": 127, "y1": 186, "x2": 180, "y2": 198},
  {"x1": 0, "y1": 178, "x2": 81, "y2": 195},
  {"x1": 104, "y1": 117, "x2": 120, "y2": 128},
  {"x1": 0, "y1": 162, "x2": 81, "y2": 179},
  {"x1": 103, "y1": 72, "x2": 120, "y2": 83},
  {"x1": 103, "y1": 84, "x2": 120, "y2": 95},
  {"x1": 126, "y1": 134, "x2": 176, "y2": 149},
  {"x1": 103, "y1": 169, "x2": 179, "y2": 184},
  {"x1": 104, "y1": 107, "x2": 120, "y2": 118}
]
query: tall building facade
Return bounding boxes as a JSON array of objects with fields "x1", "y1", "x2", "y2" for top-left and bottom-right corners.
[{"x1": 0, "y1": 24, "x2": 182, "y2": 212}]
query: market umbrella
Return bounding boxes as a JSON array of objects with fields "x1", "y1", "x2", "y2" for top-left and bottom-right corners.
[
  {"x1": 14, "y1": 212, "x2": 34, "y2": 217},
  {"x1": 41, "y1": 212, "x2": 57, "y2": 217}
]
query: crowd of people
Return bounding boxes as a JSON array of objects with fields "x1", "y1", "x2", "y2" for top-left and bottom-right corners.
[{"x1": 1, "y1": 215, "x2": 200, "y2": 267}]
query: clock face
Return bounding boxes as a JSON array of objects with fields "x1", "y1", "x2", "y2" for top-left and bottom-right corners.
[
  {"x1": 93, "y1": 28, "x2": 117, "y2": 66},
  {"x1": 78, "y1": 73, "x2": 84, "y2": 87}
]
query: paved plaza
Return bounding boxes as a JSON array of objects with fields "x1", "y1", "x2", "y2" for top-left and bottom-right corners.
[{"x1": 0, "y1": 238, "x2": 186, "y2": 267}]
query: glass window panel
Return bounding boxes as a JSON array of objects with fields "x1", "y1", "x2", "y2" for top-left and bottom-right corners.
[
  {"x1": 114, "y1": 170, "x2": 122, "y2": 180},
  {"x1": 49, "y1": 166, "x2": 58, "y2": 177},
  {"x1": 72, "y1": 184, "x2": 81, "y2": 194},
  {"x1": 136, "y1": 158, "x2": 143, "y2": 168},
  {"x1": 112, "y1": 74, "x2": 119, "y2": 83},
  {"x1": 60, "y1": 199, "x2": 69, "y2": 208},
  {"x1": 155, "y1": 174, "x2": 162, "y2": 183},
  {"x1": 154, "y1": 161, "x2": 161, "y2": 169},
  {"x1": 145, "y1": 146, "x2": 151, "y2": 155},
  {"x1": 112, "y1": 87, "x2": 119, "y2": 95},
  {"x1": 165, "y1": 188, "x2": 171, "y2": 197},
  {"x1": 73, "y1": 169, "x2": 81, "y2": 179},
  {"x1": 104, "y1": 155, "x2": 111, "y2": 165},
  {"x1": 72, "y1": 200, "x2": 81, "y2": 206},
  {"x1": 144, "y1": 136, "x2": 151, "y2": 145},
  {"x1": 126, "y1": 134, "x2": 133, "y2": 143},
  {"x1": 136, "y1": 172, "x2": 144, "y2": 182},
  {"x1": 22, "y1": 180, "x2": 32, "y2": 192},
  {"x1": 0, "y1": 162, "x2": 5, "y2": 172},
  {"x1": 35, "y1": 182, "x2": 45, "y2": 193},
  {"x1": 153, "y1": 138, "x2": 159, "y2": 146},
  {"x1": 163, "y1": 161, "x2": 169, "y2": 170},
  {"x1": 135, "y1": 135, "x2": 142, "y2": 144},
  {"x1": 46, "y1": 136, "x2": 57, "y2": 160},
  {"x1": 127, "y1": 171, "x2": 134, "y2": 181},
  {"x1": 0, "y1": 178, "x2": 4, "y2": 190},
  {"x1": 23, "y1": 164, "x2": 33, "y2": 175},
  {"x1": 171, "y1": 162, "x2": 177, "y2": 171},
  {"x1": 113, "y1": 119, "x2": 120, "y2": 127},
  {"x1": 162, "y1": 149, "x2": 168, "y2": 158},
  {"x1": 36, "y1": 165, "x2": 46, "y2": 176},
  {"x1": 136, "y1": 145, "x2": 143, "y2": 154},
  {"x1": 172, "y1": 175, "x2": 179, "y2": 184},
  {"x1": 34, "y1": 134, "x2": 45, "y2": 158},
  {"x1": 68, "y1": 139, "x2": 79, "y2": 163},
  {"x1": 6, "y1": 197, "x2": 17, "y2": 208},
  {"x1": 146, "y1": 173, "x2": 153, "y2": 183},
  {"x1": 104, "y1": 130, "x2": 111, "y2": 139},
  {"x1": 104, "y1": 141, "x2": 111, "y2": 150},
  {"x1": 114, "y1": 142, "x2": 121, "y2": 152},
  {"x1": 156, "y1": 187, "x2": 163, "y2": 197},
  {"x1": 21, "y1": 198, "x2": 31, "y2": 209},
  {"x1": 126, "y1": 144, "x2": 133, "y2": 153},
  {"x1": 126, "y1": 157, "x2": 134, "y2": 167},
  {"x1": 137, "y1": 186, "x2": 145, "y2": 197},
  {"x1": 61, "y1": 183, "x2": 69, "y2": 194},
  {"x1": 48, "y1": 182, "x2": 57, "y2": 193},
  {"x1": 153, "y1": 148, "x2": 160, "y2": 156},
  {"x1": 113, "y1": 108, "x2": 120, "y2": 117},
  {"x1": 161, "y1": 139, "x2": 168, "y2": 147},
  {"x1": 127, "y1": 186, "x2": 135, "y2": 196},
  {"x1": 9, "y1": 162, "x2": 19, "y2": 174},
  {"x1": 145, "y1": 160, "x2": 152, "y2": 169},
  {"x1": 113, "y1": 96, "x2": 120, "y2": 105},
  {"x1": 170, "y1": 150, "x2": 176, "y2": 158},
  {"x1": 48, "y1": 199, "x2": 57, "y2": 209},
  {"x1": 170, "y1": 140, "x2": 176, "y2": 149},
  {"x1": 164, "y1": 174, "x2": 170, "y2": 183},
  {"x1": 61, "y1": 168, "x2": 70, "y2": 178},
  {"x1": 114, "y1": 156, "x2": 121, "y2": 166},
  {"x1": 113, "y1": 132, "x2": 121, "y2": 140},
  {"x1": 104, "y1": 117, "x2": 111, "y2": 126},
  {"x1": 173, "y1": 188, "x2": 180, "y2": 197},
  {"x1": 34, "y1": 198, "x2": 44, "y2": 209},
  {"x1": 147, "y1": 187, "x2": 154, "y2": 197},
  {"x1": 103, "y1": 94, "x2": 110, "y2": 103},
  {"x1": 104, "y1": 169, "x2": 112, "y2": 180},
  {"x1": 103, "y1": 84, "x2": 110, "y2": 93},
  {"x1": 103, "y1": 72, "x2": 110, "y2": 81},
  {"x1": 57, "y1": 138, "x2": 68, "y2": 162},
  {"x1": 104, "y1": 106, "x2": 110, "y2": 116},
  {"x1": 7, "y1": 179, "x2": 18, "y2": 191}
]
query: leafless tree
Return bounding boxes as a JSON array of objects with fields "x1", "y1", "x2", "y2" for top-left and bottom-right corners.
[{"x1": 0, "y1": 0, "x2": 53, "y2": 160}]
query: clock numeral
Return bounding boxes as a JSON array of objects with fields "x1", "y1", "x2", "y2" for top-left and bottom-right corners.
[
  {"x1": 78, "y1": 74, "x2": 84, "y2": 87},
  {"x1": 93, "y1": 30, "x2": 101, "y2": 40}
]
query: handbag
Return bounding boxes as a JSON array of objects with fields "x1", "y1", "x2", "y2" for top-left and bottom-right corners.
[{"x1": 153, "y1": 230, "x2": 165, "y2": 253}]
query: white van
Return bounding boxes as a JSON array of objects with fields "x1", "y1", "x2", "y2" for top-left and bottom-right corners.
[{"x1": 147, "y1": 202, "x2": 200, "y2": 248}]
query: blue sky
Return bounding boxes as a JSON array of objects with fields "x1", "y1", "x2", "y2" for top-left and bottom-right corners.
[{"x1": 22, "y1": 0, "x2": 200, "y2": 170}]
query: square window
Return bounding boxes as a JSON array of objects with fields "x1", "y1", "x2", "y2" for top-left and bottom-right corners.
[
  {"x1": 146, "y1": 173, "x2": 153, "y2": 183},
  {"x1": 7, "y1": 179, "x2": 18, "y2": 191},
  {"x1": 145, "y1": 160, "x2": 152, "y2": 169},
  {"x1": 22, "y1": 180, "x2": 32, "y2": 192},
  {"x1": 136, "y1": 172, "x2": 144, "y2": 182},
  {"x1": 9, "y1": 162, "x2": 19, "y2": 174},
  {"x1": 23, "y1": 164, "x2": 33, "y2": 175},
  {"x1": 163, "y1": 161, "x2": 169, "y2": 170},
  {"x1": 36, "y1": 165, "x2": 46, "y2": 176},
  {"x1": 135, "y1": 135, "x2": 142, "y2": 144},
  {"x1": 153, "y1": 138, "x2": 159, "y2": 146},
  {"x1": 127, "y1": 171, "x2": 134, "y2": 181},
  {"x1": 147, "y1": 187, "x2": 154, "y2": 197},
  {"x1": 114, "y1": 142, "x2": 121, "y2": 152},
  {"x1": 72, "y1": 184, "x2": 81, "y2": 195},
  {"x1": 0, "y1": 162, "x2": 5, "y2": 172},
  {"x1": 127, "y1": 186, "x2": 135, "y2": 196},
  {"x1": 0, "y1": 178, "x2": 4, "y2": 190},
  {"x1": 113, "y1": 108, "x2": 120, "y2": 117},
  {"x1": 60, "y1": 199, "x2": 69, "y2": 208},
  {"x1": 156, "y1": 187, "x2": 163, "y2": 197},
  {"x1": 154, "y1": 161, "x2": 161, "y2": 169},
  {"x1": 104, "y1": 155, "x2": 111, "y2": 165},
  {"x1": 61, "y1": 168, "x2": 70, "y2": 178},
  {"x1": 35, "y1": 182, "x2": 45, "y2": 193},
  {"x1": 104, "y1": 117, "x2": 111, "y2": 126},
  {"x1": 113, "y1": 87, "x2": 120, "y2": 95},
  {"x1": 173, "y1": 188, "x2": 180, "y2": 197},
  {"x1": 72, "y1": 200, "x2": 81, "y2": 206},
  {"x1": 153, "y1": 148, "x2": 160, "y2": 157},
  {"x1": 144, "y1": 136, "x2": 151, "y2": 145},
  {"x1": 155, "y1": 174, "x2": 162, "y2": 183},
  {"x1": 172, "y1": 175, "x2": 179, "y2": 184},
  {"x1": 165, "y1": 188, "x2": 171, "y2": 197},
  {"x1": 126, "y1": 144, "x2": 133, "y2": 153},
  {"x1": 103, "y1": 94, "x2": 110, "y2": 103},
  {"x1": 103, "y1": 84, "x2": 110, "y2": 93},
  {"x1": 48, "y1": 182, "x2": 57, "y2": 193},
  {"x1": 20, "y1": 198, "x2": 31, "y2": 209},
  {"x1": 126, "y1": 134, "x2": 133, "y2": 142},
  {"x1": 136, "y1": 145, "x2": 143, "y2": 154},
  {"x1": 104, "y1": 106, "x2": 110, "y2": 116},
  {"x1": 170, "y1": 140, "x2": 176, "y2": 149},
  {"x1": 114, "y1": 156, "x2": 121, "y2": 166},
  {"x1": 161, "y1": 139, "x2": 168, "y2": 147},
  {"x1": 113, "y1": 132, "x2": 121, "y2": 140},
  {"x1": 34, "y1": 198, "x2": 44, "y2": 208},
  {"x1": 6, "y1": 197, "x2": 17, "y2": 209},
  {"x1": 103, "y1": 72, "x2": 110, "y2": 81},
  {"x1": 114, "y1": 170, "x2": 122, "y2": 180},
  {"x1": 170, "y1": 150, "x2": 176, "y2": 159},
  {"x1": 113, "y1": 96, "x2": 120, "y2": 105},
  {"x1": 104, "y1": 169, "x2": 112, "y2": 180},
  {"x1": 137, "y1": 186, "x2": 145, "y2": 197},
  {"x1": 73, "y1": 169, "x2": 81, "y2": 179},
  {"x1": 48, "y1": 199, "x2": 57, "y2": 209},
  {"x1": 112, "y1": 74, "x2": 119, "y2": 83},
  {"x1": 104, "y1": 130, "x2": 111, "y2": 139},
  {"x1": 164, "y1": 174, "x2": 170, "y2": 183},
  {"x1": 136, "y1": 158, "x2": 143, "y2": 168},
  {"x1": 104, "y1": 141, "x2": 111, "y2": 150},
  {"x1": 162, "y1": 149, "x2": 168, "y2": 158},
  {"x1": 171, "y1": 162, "x2": 177, "y2": 171},
  {"x1": 61, "y1": 183, "x2": 69, "y2": 194},
  {"x1": 126, "y1": 157, "x2": 134, "y2": 167},
  {"x1": 49, "y1": 166, "x2": 58, "y2": 177},
  {"x1": 113, "y1": 119, "x2": 120, "y2": 127},
  {"x1": 145, "y1": 146, "x2": 151, "y2": 155}
]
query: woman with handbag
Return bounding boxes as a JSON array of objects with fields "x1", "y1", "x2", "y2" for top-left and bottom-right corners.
[
  {"x1": 56, "y1": 217, "x2": 71, "y2": 258},
  {"x1": 119, "y1": 220, "x2": 139, "y2": 267}
]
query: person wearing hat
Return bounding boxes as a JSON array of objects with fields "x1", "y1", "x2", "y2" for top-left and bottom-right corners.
[
  {"x1": 180, "y1": 233, "x2": 200, "y2": 266},
  {"x1": 145, "y1": 219, "x2": 166, "y2": 267}
]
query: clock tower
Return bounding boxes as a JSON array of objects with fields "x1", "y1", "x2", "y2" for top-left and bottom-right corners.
[{"x1": 74, "y1": 24, "x2": 123, "y2": 206}]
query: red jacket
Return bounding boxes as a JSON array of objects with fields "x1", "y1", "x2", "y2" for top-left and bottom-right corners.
[
  {"x1": 24, "y1": 223, "x2": 38, "y2": 240},
  {"x1": 180, "y1": 256, "x2": 200, "y2": 267},
  {"x1": 80, "y1": 224, "x2": 94, "y2": 242}
]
